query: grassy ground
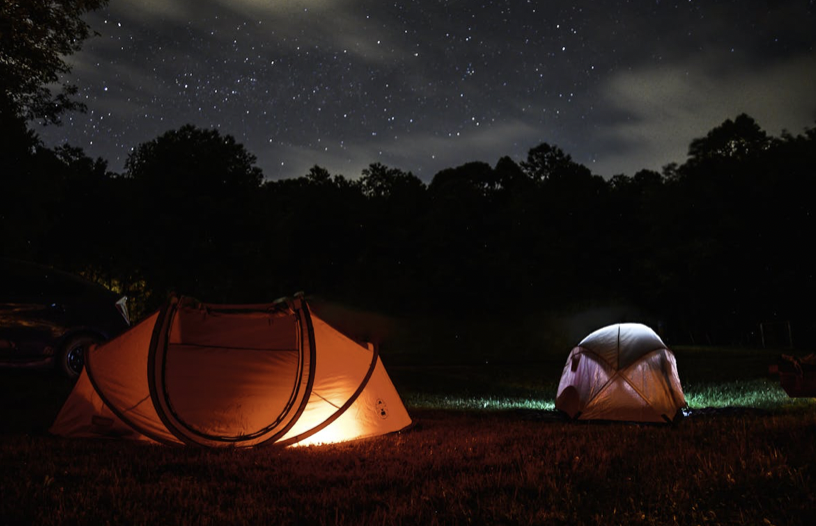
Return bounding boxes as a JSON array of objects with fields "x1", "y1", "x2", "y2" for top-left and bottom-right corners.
[{"x1": 1, "y1": 346, "x2": 815, "y2": 525}]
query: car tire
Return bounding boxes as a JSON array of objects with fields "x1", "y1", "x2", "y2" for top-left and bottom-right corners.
[{"x1": 58, "y1": 334, "x2": 102, "y2": 379}]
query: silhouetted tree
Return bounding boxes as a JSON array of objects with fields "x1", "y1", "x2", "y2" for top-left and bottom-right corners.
[
  {"x1": 1, "y1": 0, "x2": 106, "y2": 260},
  {"x1": 126, "y1": 125, "x2": 262, "y2": 194},
  {"x1": 430, "y1": 161, "x2": 501, "y2": 198},
  {"x1": 493, "y1": 156, "x2": 528, "y2": 192},
  {"x1": 515, "y1": 142, "x2": 612, "y2": 305},
  {"x1": 0, "y1": 109, "x2": 43, "y2": 259},
  {"x1": 0, "y1": 0, "x2": 113, "y2": 274},
  {"x1": 424, "y1": 163, "x2": 498, "y2": 305},
  {"x1": 358, "y1": 162, "x2": 424, "y2": 199},
  {"x1": 687, "y1": 113, "x2": 770, "y2": 164},
  {"x1": 124, "y1": 125, "x2": 264, "y2": 306},
  {"x1": 45, "y1": 145, "x2": 113, "y2": 266},
  {"x1": 746, "y1": 124, "x2": 816, "y2": 342},
  {"x1": 355, "y1": 163, "x2": 427, "y2": 309},
  {"x1": 605, "y1": 169, "x2": 667, "y2": 314},
  {"x1": 0, "y1": 0, "x2": 107, "y2": 123},
  {"x1": 304, "y1": 164, "x2": 333, "y2": 186},
  {"x1": 259, "y1": 165, "x2": 368, "y2": 303},
  {"x1": 644, "y1": 115, "x2": 816, "y2": 344},
  {"x1": 5, "y1": 98, "x2": 816, "y2": 346},
  {"x1": 521, "y1": 142, "x2": 586, "y2": 183}
]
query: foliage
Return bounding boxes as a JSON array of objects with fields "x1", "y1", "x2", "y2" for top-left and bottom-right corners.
[
  {"x1": 520, "y1": 142, "x2": 588, "y2": 183},
  {"x1": 687, "y1": 113, "x2": 771, "y2": 163},
  {"x1": 125, "y1": 124, "x2": 263, "y2": 192},
  {"x1": 4, "y1": 115, "x2": 816, "y2": 343},
  {"x1": 121, "y1": 124, "x2": 264, "y2": 310},
  {"x1": 0, "y1": 0, "x2": 107, "y2": 123},
  {"x1": 358, "y1": 162, "x2": 424, "y2": 200}
]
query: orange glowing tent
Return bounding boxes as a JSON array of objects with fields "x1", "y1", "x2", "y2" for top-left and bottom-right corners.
[
  {"x1": 555, "y1": 323, "x2": 686, "y2": 423},
  {"x1": 50, "y1": 295, "x2": 411, "y2": 447}
]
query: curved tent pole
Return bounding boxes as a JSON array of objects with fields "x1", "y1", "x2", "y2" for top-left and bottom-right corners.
[
  {"x1": 144, "y1": 296, "x2": 191, "y2": 445},
  {"x1": 147, "y1": 295, "x2": 318, "y2": 447},
  {"x1": 274, "y1": 334, "x2": 382, "y2": 447},
  {"x1": 83, "y1": 294, "x2": 390, "y2": 447},
  {"x1": 84, "y1": 299, "x2": 182, "y2": 446},
  {"x1": 254, "y1": 296, "x2": 319, "y2": 446}
]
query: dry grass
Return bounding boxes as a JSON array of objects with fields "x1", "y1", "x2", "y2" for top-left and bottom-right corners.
[
  {"x1": 1, "y1": 346, "x2": 814, "y2": 525},
  {"x1": 2, "y1": 410, "x2": 815, "y2": 525}
]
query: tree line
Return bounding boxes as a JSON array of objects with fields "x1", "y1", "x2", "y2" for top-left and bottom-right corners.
[
  {"x1": 2, "y1": 111, "x2": 815, "y2": 346},
  {"x1": 2, "y1": 1, "x2": 815, "y2": 346}
]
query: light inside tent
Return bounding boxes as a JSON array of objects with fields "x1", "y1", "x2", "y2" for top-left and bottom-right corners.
[{"x1": 289, "y1": 414, "x2": 364, "y2": 447}]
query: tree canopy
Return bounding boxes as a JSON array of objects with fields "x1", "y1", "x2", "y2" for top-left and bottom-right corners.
[
  {"x1": 125, "y1": 124, "x2": 263, "y2": 193},
  {"x1": 687, "y1": 113, "x2": 771, "y2": 163},
  {"x1": 0, "y1": 0, "x2": 107, "y2": 123},
  {"x1": 3, "y1": 114, "x2": 815, "y2": 347}
]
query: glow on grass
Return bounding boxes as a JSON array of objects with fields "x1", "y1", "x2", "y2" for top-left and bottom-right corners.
[
  {"x1": 287, "y1": 411, "x2": 367, "y2": 447},
  {"x1": 405, "y1": 394, "x2": 555, "y2": 411},
  {"x1": 681, "y1": 378, "x2": 816, "y2": 410},
  {"x1": 405, "y1": 379, "x2": 816, "y2": 412}
]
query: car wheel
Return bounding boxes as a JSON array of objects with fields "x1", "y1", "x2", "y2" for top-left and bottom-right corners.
[{"x1": 58, "y1": 334, "x2": 102, "y2": 379}]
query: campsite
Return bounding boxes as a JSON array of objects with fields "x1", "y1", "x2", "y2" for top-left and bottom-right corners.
[
  {"x1": 4, "y1": 95, "x2": 816, "y2": 526},
  {"x1": 3, "y1": 2, "x2": 816, "y2": 523},
  {"x1": 2, "y1": 323, "x2": 815, "y2": 524}
]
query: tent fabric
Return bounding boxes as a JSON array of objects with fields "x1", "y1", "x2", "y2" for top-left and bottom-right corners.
[
  {"x1": 555, "y1": 323, "x2": 686, "y2": 423},
  {"x1": 50, "y1": 296, "x2": 411, "y2": 447}
]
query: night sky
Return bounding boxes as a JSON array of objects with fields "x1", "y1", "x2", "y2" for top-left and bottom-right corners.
[{"x1": 36, "y1": 0, "x2": 816, "y2": 182}]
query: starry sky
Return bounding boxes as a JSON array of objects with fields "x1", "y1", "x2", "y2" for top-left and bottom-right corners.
[{"x1": 36, "y1": 0, "x2": 816, "y2": 182}]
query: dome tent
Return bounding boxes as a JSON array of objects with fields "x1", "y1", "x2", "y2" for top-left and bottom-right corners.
[
  {"x1": 50, "y1": 295, "x2": 411, "y2": 447},
  {"x1": 555, "y1": 323, "x2": 686, "y2": 423}
]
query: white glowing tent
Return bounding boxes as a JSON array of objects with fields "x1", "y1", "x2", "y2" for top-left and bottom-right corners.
[
  {"x1": 555, "y1": 323, "x2": 686, "y2": 423},
  {"x1": 51, "y1": 295, "x2": 411, "y2": 447}
]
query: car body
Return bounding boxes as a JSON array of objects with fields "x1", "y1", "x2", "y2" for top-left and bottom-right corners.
[{"x1": 0, "y1": 257, "x2": 130, "y2": 378}]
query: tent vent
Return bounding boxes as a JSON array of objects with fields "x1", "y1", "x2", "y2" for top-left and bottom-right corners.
[{"x1": 377, "y1": 399, "x2": 389, "y2": 419}]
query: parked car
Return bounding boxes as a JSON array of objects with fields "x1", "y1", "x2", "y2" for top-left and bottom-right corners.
[{"x1": 0, "y1": 257, "x2": 130, "y2": 379}]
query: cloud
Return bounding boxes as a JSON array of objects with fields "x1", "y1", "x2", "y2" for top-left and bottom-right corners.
[
  {"x1": 97, "y1": 0, "x2": 346, "y2": 25},
  {"x1": 99, "y1": 0, "x2": 196, "y2": 23},
  {"x1": 258, "y1": 140, "x2": 369, "y2": 181},
  {"x1": 589, "y1": 52, "x2": 816, "y2": 176},
  {"x1": 216, "y1": 0, "x2": 340, "y2": 13},
  {"x1": 258, "y1": 118, "x2": 538, "y2": 182}
]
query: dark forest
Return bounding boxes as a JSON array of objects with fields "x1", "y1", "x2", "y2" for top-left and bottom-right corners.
[
  {"x1": 4, "y1": 1, "x2": 815, "y2": 352},
  {"x1": 3, "y1": 108, "x2": 815, "y2": 349}
]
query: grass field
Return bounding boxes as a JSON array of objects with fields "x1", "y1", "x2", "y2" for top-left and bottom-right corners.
[{"x1": 1, "y1": 346, "x2": 815, "y2": 525}]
